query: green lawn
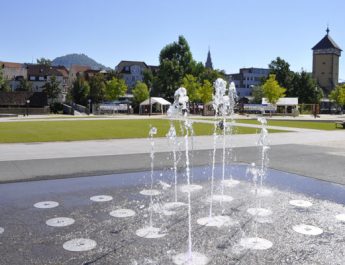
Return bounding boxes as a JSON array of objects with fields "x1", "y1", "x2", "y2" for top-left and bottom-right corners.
[
  {"x1": 0, "y1": 119, "x2": 283, "y2": 143},
  {"x1": 234, "y1": 119, "x2": 339, "y2": 130}
]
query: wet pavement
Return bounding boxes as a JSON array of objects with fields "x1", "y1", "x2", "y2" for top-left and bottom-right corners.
[{"x1": 1, "y1": 165, "x2": 345, "y2": 265}]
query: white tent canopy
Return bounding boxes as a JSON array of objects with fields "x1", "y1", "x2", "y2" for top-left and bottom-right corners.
[
  {"x1": 140, "y1": 97, "x2": 171, "y2": 106},
  {"x1": 262, "y1": 97, "x2": 298, "y2": 106},
  {"x1": 139, "y1": 97, "x2": 171, "y2": 114}
]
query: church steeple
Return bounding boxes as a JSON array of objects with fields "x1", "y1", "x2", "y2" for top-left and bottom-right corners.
[{"x1": 205, "y1": 48, "x2": 213, "y2": 69}]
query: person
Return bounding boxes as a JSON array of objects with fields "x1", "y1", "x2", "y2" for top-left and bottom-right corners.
[
  {"x1": 313, "y1": 105, "x2": 318, "y2": 118},
  {"x1": 218, "y1": 120, "x2": 224, "y2": 130}
]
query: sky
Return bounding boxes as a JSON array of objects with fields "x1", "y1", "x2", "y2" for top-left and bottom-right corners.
[{"x1": 1, "y1": 0, "x2": 345, "y2": 80}]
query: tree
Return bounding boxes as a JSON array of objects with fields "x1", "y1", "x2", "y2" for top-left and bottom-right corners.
[
  {"x1": 291, "y1": 71, "x2": 323, "y2": 104},
  {"x1": 198, "y1": 80, "x2": 213, "y2": 115},
  {"x1": 17, "y1": 79, "x2": 32, "y2": 91},
  {"x1": 142, "y1": 68, "x2": 155, "y2": 88},
  {"x1": 70, "y1": 76, "x2": 90, "y2": 105},
  {"x1": 262, "y1": 74, "x2": 286, "y2": 105},
  {"x1": 36, "y1": 58, "x2": 52, "y2": 66},
  {"x1": 105, "y1": 77, "x2": 127, "y2": 101},
  {"x1": 89, "y1": 73, "x2": 106, "y2": 103},
  {"x1": 251, "y1": 86, "x2": 265, "y2": 104},
  {"x1": 268, "y1": 57, "x2": 294, "y2": 95},
  {"x1": 198, "y1": 67, "x2": 225, "y2": 84},
  {"x1": 0, "y1": 68, "x2": 10, "y2": 92},
  {"x1": 132, "y1": 81, "x2": 149, "y2": 105},
  {"x1": 156, "y1": 35, "x2": 194, "y2": 99},
  {"x1": 329, "y1": 84, "x2": 345, "y2": 111},
  {"x1": 182, "y1": 74, "x2": 200, "y2": 102},
  {"x1": 43, "y1": 75, "x2": 61, "y2": 103}
]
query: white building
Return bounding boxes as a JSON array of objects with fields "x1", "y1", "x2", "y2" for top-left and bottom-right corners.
[
  {"x1": 27, "y1": 64, "x2": 69, "y2": 102},
  {"x1": 0, "y1": 61, "x2": 27, "y2": 91},
  {"x1": 229, "y1": 67, "x2": 270, "y2": 98},
  {"x1": 115, "y1": 61, "x2": 157, "y2": 94}
]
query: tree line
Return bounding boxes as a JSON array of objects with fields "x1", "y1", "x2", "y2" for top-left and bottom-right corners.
[{"x1": 2, "y1": 37, "x2": 345, "y2": 111}]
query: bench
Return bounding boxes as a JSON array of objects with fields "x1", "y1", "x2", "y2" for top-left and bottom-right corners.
[{"x1": 335, "y1": 121, "x2": 345, "y2": 128}]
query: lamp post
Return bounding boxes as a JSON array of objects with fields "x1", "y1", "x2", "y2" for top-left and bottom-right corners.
[
  {"x1": 314, "y1": 87, "x2": 318, "y2": 118},
  {"x1": 26, "y1": 99, "x2": 30, "y2": 116},
  {"x1": 149, "y1": 87, "x2": 152, "y2": 116},
  {"x1": 88, "y1": 99, "x2": 91, "y2": 115}
]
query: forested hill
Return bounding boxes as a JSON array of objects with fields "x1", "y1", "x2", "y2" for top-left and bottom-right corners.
[{"x1": 52, "y1": 53, "x2": 109, "y2": 70}]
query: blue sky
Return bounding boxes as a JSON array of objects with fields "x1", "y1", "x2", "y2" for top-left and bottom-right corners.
[{"x1": 1, "y1": 0, "x2": 345, "y2": 80}]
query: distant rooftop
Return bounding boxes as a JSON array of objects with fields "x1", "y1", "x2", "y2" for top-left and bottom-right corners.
[
  {"x1": 312, "y1": 28, "x2": 342, "y2": 51},
  {"x1": 27, "y1": 64, "x2": 63, "y2": 76},
  {"x1": 116, "y1": 60, "x2": 148, "y2": 69},
  {"x1": 0, "y1": 61, "x2": 26, "y2": 69}
]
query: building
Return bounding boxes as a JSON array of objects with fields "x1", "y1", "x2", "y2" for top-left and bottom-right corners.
[
  {"x1": 27, "y1": 64, "x2": 68, "y2": 102},
  {"x1": 205, "y1": 49, "x2": 213, "y2": 69},
  {"x1": 0, "y1": 91, "x2": 48, "y2": 115},
  {"x1": 229, "y1": 67, "x2": 270, "y2": 98},
  {"x1": 115, "y1": 61, "x2": 156, "y2": 93},
  {"x1": 0, "y1": 61, "x2": 27, "y2": 91},
  {"x1": 69, "y1": 64, "x2": 91, "y2": 81},
  {"x1": 312, "y1": 27, "x2": 342, "y2": 95}
]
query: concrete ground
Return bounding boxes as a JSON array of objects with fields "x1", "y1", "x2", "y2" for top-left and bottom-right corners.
[
  {"x1": 0, "y1": 128, "x2": 345, "y2": 185},
  {"x1": 1, "y1": 116, "x2": 345, "y2": 264}
]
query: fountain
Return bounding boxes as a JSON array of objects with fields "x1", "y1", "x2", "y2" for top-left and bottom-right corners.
[
  {"x1": 46, "y1": 217, "x2": 75, "y2": 227},
  {"x1": 236, "y1": 117, "x2": 273, "y2": 250},
  {"x1": 136, "y1": 126, "x2": 166, "y2": 239},
  {"x1": 169, "y1": 87, "x2": 209, "y2": 265},
  {"x1": 163, "y1": 102, "x2": 187, "y2": 210},
  {"x1": 239, "y1": 117, "x2": 273, "y2": 250},
  {"x1": 89, "y1": 195, "x2": 113, "y2": 202},
  {"x1": 238, "y1": 163, "x2": 273, "y2": 250},
  {"x1": 221, "y1": 81, "x2": 240, "y2": 188},
  {"x1": 197, "y1": 78, "x2": 233, "y2": 228}
]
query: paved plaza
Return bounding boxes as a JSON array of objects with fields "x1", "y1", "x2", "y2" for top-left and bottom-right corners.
[
  {"x1": 0, "y1": 115, "x2": 345, "y2": 265},
  {"x1": 0, "y1": 116, "x2": 345, "y2": 184}
]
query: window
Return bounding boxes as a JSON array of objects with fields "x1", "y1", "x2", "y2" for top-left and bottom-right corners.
[
  {"x1": 39, "y1": 76, "x2": 44, "y2": 81},
  {"x1": 30, "y1": 76, "x2": 35, "y2": 81}
]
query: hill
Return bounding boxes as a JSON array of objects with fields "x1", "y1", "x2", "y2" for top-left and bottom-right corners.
[{"x1": 52, "y1": 53, "x2": 109, "y2": 70}]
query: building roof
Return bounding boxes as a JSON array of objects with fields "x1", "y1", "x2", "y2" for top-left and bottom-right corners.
[
  {"x1": 0, "y1": 61, "x2": 26, "y2": 69},
  {"x1": 312, "y1": 31, "x2": 342, "y2": 51},
  {"x1": 148, "y1": 65, "x2": 159, "y2": 72},
  {"x1": 27, "y1": 64, "x2": 63, "y2": 77},
  {"x1": 70, "y1": 64, "x2": 91, "y2": 74},
  {"x1": 240, "y1": 67, "x2": 270, "y2": 73},
  {"x1": 140, "y1": 97, "x2": 171, "y2": 106},
  {"x1": 55, "y1": 66, "x2": 69, "y2": 77},
  {"x1": 116, "y1": 61, "x2": 148, "y2": 72},
  {"x1": 84, "y1": 69, "x2": 102, "y2": 74}
]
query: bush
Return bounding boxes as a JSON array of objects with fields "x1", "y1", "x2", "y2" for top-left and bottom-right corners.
[{"x1": 50, "y1": 102, "x2": 63, "y2": 114}]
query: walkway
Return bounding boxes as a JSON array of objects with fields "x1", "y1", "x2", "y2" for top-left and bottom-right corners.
[{"x1": 1, "y1": 130, "x2": 345, "y2": 162}]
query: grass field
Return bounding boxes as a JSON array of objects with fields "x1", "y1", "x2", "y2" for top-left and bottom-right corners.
[
  {"x1": 234, "y1": 119, "x2": 339, "y2": 130},
  {"x1": 193, "y1": 117, "x2": 340, "y2": 130},
  {"x1": 0, "y1": 119, "x2": 283, "y2": 143}
]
